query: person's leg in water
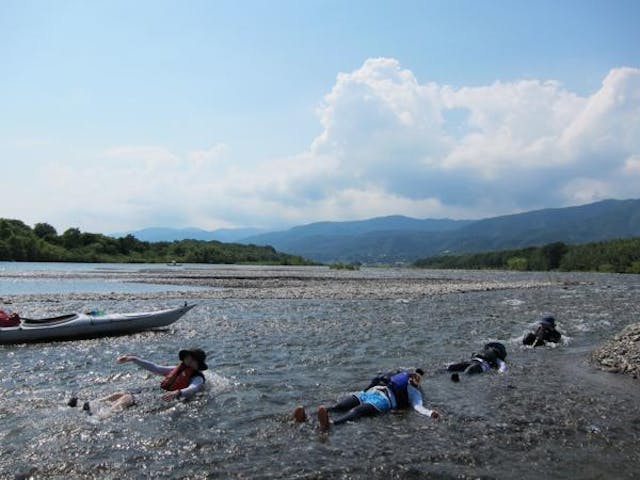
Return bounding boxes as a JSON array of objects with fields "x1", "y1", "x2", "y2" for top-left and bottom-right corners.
[
  {"x1": 99, "y1": 391, "x2": 135, "y2": 409},
  {"x1": 317, "y1": 401, "x2": 379, "y2": 431},
  {"x1": 315, "y1": 394, "x2": 363, "y2": 429},
  {"x1": 327, "y1": 395, "x2": 361, "y2": 413},
  {"x1": 99, "y1": 392, "x2": 131, "y2": 402},
  {"x1": 91, "y1": 391, "x2": 135, "y2": 414},
  {"x1": 111, "y1": 393, "x2": 135, "y2": 410},
  {"x1": 293, "y1": 406, "x2": 307, "y2": 422},
  {"x1": 293, "y1": 394, "x2": 360, "y2": 423},
  {"x1": 463, "y1": 362, "x2": 484, "y2": 375},
  {"x1": 447, "y1": 361, "x2": 472, "y2": 372},
  {"x1": 67, "y1": 391, "x2": 134, "y2": 415},
  {"x1": 332, "y1": 403, "x2": 379, "y2": 425}
]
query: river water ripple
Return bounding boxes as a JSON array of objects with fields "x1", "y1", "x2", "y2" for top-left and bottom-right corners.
[{"x1": 1, "y1": 265, "x2": 639, "y2": 479}]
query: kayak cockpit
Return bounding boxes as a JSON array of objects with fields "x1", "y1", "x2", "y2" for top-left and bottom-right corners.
[{"x1": 21, "y1": 314, "x2": 79, "y2": 325}]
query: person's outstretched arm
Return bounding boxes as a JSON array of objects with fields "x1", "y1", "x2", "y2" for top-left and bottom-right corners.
[
  {"x1": 117, "y1": 355, "x2": 173, "y2": 376},
  {"x1": 407, "y1": 385, "x2": 439, "y2": 418},
  {"x1": 161, "y1": 375, "x2": 205, "y2": 401}
]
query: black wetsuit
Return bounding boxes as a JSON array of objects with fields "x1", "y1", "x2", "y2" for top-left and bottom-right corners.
[
  {"x1": 523, "y1": 324, "x2": 562, "y2": 346},
  {"x1": 446, "y1": 345, "x2": 508, "y2": 375}
]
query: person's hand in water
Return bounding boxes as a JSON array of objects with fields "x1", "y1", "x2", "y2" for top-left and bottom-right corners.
[
  {"x1": 116, "y1": 354, "x2": 135, "y2": 363},
  {"x1": 161, "y1": 390, "x2": 181, "y2": 402},
  {"x1": 430, "y1": 410, "x2": 440, "y2": 419}
]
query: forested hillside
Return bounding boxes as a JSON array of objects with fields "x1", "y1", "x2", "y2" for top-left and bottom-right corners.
[
  {"x1": 0, "y1": 219, "x2": 312, "y2": 265},
  {"x1": 414, "y1": 238, "x2": 640, "y2": 273}
]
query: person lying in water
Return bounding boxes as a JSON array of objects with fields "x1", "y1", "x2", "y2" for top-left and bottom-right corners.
[
  {"x1": 523, "y1": 315, "x2": 562, "y2": 347},
  {"x1": 68, "y1": 348, "x2": 208, "y2": 413},
  {"x1": 446, "y1": 342, "x2": 508, "y2": 380},
  {"x1": 294, "y1": 368, "x2": 439, "y2": 431}
]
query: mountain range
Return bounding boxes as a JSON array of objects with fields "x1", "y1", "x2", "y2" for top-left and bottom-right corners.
[
  {"x1": 112, "y1": 226, "x2": 265, "y2": 243},
  {"x1": 118, "y1": 198, "x2": 640, "y2": 263}
]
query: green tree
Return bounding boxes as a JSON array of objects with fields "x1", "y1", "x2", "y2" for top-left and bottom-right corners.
[
  {"x1": 0, "y1": 240, "x2": 10, "y2": 260},
  {"x1": 7, "y1": 234, "x2": 27, "y2": 260},
  {"x1": 62, "y1": 228, "x2": 82, "y2": 249},
  {"x1": 117, "y1": 234, "x2": 143, "y2": 254},
  {"x1": 541, "y1": 242, "x2": 568, "y2": 269},
  {"x1": 34, "y1": 222, "x2": 58, "y2": 240},
  {"x1": 506, "y1": 256, "x2": 528, "y2": 271}
]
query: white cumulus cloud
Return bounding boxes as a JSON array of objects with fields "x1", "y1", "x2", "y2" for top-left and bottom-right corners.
[{"x1": 15, "y1": 58, "x2": 640, "y2": 231}]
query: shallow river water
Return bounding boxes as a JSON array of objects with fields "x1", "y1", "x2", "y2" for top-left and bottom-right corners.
[{"x1": 1, "y1": 265, "x2": 639, "y2": 479}]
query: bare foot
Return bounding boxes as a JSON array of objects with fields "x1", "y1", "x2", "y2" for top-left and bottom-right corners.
[
  {"x1": 293, "y1": 405, "x2": 307, "y2": 423},
  {"x1": 317, "y1": 405, "x2": 330, "y2": 432}
]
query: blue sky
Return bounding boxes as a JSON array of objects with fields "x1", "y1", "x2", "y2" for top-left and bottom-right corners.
[{"x1": 1, "y1": 0, "x2": 639, "y2": 232}]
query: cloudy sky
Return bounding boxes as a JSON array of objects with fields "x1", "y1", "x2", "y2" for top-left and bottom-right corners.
[{"x1": 1, "y1": 1, "x2": 639, "y2": 233}]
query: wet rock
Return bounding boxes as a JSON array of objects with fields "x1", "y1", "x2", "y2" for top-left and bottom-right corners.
[{"x1": 592, "y1": 322, "x2": 640, "y2": 380}]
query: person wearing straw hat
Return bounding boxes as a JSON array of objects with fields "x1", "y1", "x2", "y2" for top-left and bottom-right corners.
[{"x1": 68, "y1": 348, "x2": 208, "y2": 414}]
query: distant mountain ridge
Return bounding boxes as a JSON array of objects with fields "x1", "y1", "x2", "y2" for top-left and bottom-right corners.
[
  {"x1": 241, "y1": 198, "x2": 640, "y2": 263},
  {"x1": 113, "y1": 226, "x2": 265, "y2": 243},
  {"x1": 241, "y1": 216, "x2": 473, "y2": 246}
]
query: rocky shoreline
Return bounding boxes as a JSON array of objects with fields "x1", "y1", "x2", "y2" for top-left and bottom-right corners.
[{"x1": 592, "y1": 322, "x2": 640, "y2": 379}]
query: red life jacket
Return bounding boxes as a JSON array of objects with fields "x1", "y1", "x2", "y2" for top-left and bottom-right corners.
[{"x1": 160, "y1": 363, "x2": 200, "y2": 391}]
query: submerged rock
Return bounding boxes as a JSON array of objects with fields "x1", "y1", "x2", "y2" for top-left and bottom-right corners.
[{"x1": 592, "y1": 322, "x2": 640, "y2": 379}]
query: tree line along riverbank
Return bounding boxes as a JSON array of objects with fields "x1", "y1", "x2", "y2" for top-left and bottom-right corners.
[
  {"x1": 414, "y1": 237, "x2": 640, "y2": 273},
  {"x1": 0, "y1": 219, "x2": 313, "y2": 265}
]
